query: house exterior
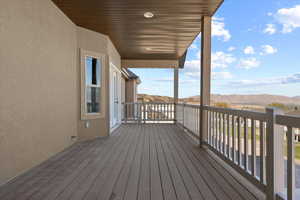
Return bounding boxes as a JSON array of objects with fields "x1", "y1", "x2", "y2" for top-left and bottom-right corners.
[
  {"x1": 122, "y1": 68, "x2": 141, "y2": 103},
  {"x1": 1, "y1": 1, "x2": 300, "y2": 200},
  {"x1": 0, "y1": 0, "x2": 189, "y2": 186},
  {"x1": 286, "y1": 110, "x2": 300, "y2": 140},
  {"x1": 0, "y1": 0, "x2": 122, "y2": 184}
]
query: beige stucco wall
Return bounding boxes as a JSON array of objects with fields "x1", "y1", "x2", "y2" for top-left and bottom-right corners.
[
  {"x1": 0, "y1": 0, "x2": 78, "y2": 184},
  {"x1": 0, "y1": 0, "x2": 122, "y2": 184},
  {"x1": 121, "y1": 78, "x2": 126, "y2": 104},
  {"x1": 76, "y1": 27, "x2": 121, "y2": 140},
  {"x1": 107, "y1": 39, "x2": 122, "y2": 70},
  {"x1": 125, "y1": 80, "x2": 138, "y2": 103}
]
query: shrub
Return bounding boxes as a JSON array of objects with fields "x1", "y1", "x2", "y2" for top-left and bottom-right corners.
[{"x1": 214, "y1": 102, "x2": 230, "y2": 108}]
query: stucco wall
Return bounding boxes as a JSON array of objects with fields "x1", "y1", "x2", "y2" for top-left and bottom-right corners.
[
  {"x1": 76, "y1": 27, "x2": 121, "y2": 140},
  {"x1": 107, "y1": 39, "x2": 121, "y2": 70},
  {"x1": 126, "y1": 80, "x2": 138, "y2": 103},
  {"x1": 0, "y1": 0, "x2": 78, "y2": 184},
  {"x1": 0, "y1": 0, "x2": 122, "y2": 184}
]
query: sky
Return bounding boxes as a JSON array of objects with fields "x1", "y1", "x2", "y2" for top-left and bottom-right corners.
[{"x1": 130, "y1": 0, "x2": 300, "y2": 98}]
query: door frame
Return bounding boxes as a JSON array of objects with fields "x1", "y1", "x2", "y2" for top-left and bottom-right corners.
[{"x1": 109, "y1": 63, "x2": 122, "y2": 132}]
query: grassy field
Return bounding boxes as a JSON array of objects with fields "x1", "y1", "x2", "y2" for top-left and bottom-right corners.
[
  {"x1": 296, "y1": 144, "x2": 300, "y2": 160},
  {"x1": 288, "y1": 143, "x2": 300, "y2": 160}
]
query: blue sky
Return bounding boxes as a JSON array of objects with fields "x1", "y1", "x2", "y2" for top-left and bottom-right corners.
[{"x1": 131, "y1": 0, "x2": 300, "y2": 98}]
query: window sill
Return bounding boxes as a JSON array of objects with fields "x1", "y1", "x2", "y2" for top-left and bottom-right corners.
[{"x1": 81, "y1": 113, "x2": 104, "y2": 120}]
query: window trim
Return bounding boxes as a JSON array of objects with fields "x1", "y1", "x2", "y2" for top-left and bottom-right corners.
[{"x1": 80, "y1": 49, "x2": 106, "y2": 120}]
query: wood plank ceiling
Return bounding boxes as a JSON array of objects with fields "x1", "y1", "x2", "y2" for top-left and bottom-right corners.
[{"x1": 52, "y1": 0, "x2": 223, "y2": 60}]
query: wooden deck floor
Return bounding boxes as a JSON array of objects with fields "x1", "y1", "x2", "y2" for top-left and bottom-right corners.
[{"x1": 0, "y1": 124, "x2": 263, "y2": 200}]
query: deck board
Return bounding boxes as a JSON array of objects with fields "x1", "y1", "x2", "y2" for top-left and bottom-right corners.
[
  {"x1": 163, "y1": 126, "x2": 217, "y2": 200},
  {"x1": 137, "y1": 125, "x2": 151, "y2": 200},
  {"x1": 0, "y1": 124, "x2": 264, "y2": 200},
  {"x1": 171, "y1": 125, "x2": 251, "y2": 200}
]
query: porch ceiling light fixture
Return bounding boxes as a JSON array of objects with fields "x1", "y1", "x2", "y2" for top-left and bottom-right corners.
[{"x1": 144, "y1": 12, "x2": 154, "y2": 19}]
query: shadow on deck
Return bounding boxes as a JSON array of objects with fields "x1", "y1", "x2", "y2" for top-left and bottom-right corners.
[{"x1": 0, "y1": 124, "x2": 264, "y2": 200}]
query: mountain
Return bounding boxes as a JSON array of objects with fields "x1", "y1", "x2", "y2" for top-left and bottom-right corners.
[
  {"x1": 137, "y1": 94, "x2": 174, "y2": 103},
  {"x1": 210, "y1": 94, "x2": 300, "y2": 106},
  {"x1": 138, "y1": 94, "x2": 300, "y2": 106}
]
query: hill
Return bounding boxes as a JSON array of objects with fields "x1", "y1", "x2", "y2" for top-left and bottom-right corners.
[{"x1": 138, "y1": 94, "x2": 300, "y2": 106}]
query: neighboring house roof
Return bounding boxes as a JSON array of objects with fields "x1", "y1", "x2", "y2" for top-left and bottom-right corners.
[
  {"x1": 179, "y1": 50, "x2": 188, "y2": 69},
  {"x1": 286, "y1": 110, "x2": 300, "y2": 117},
  {"x1": 122, "y1": 68, "x2": 141, "y2": 84}
]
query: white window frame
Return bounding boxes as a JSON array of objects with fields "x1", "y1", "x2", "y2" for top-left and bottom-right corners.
[{"x1": 80, "y1": 49, "x2": 106, "y2": 120}]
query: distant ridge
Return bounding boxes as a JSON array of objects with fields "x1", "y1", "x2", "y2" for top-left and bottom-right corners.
[
  {"x1": 211, "y1": 94, "x2": 300, "y2": 106},
  {"x1": 138, "y1": 94, "x2": 300, "y2": 106}
]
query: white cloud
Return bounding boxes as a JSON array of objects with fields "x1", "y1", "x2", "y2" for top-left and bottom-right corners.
[
  {"x1": 227, "y1": 46, "x2": 236, "y2": 52},
  {"x1": 184, "y1": 60, "x2": 201, "y2": 74},
  {"x1": 238, "y1": 58, "x2": 260, "y2": 69},
  {"x1": 212, "y1": 17, "x2": 231, "y2": 42},
  {"x1": 189, "y1": 44, "x2": 198, "y2": 49},
  {"x1": 275, "y1": 5, "x2": 300, "y2": 33},
  {"x1": 184, "y1": 71, "x2": 233, "y2": 80},
  {"x1": 212, "y1": 51, "x2": 236, "y2": 69},
  {"x1": 152, "y1": 77, "x2": 173, "y2": 82},
  {"x1": 263, "y1": 24, "x2": 277, "y2": 35},
  {"x1": 183, "y1": 51, "x2": 235, "y2": 80},
  {"x1": 212, "y1": 72, "x2": 233, "y2": 80},
  {"x1": 228, "y1": 73, "x2": 300, "y2": 87},
  {"x1": 153, "y1": 77, "x2": 197, "y2": 84},
  {"x1": 196, "y1": 50, "x2": 201, "y2": 59},
  {"x1": 138, "y1": 87, "x2": 159, "y2": 93},
  {"x1": 261, "y1": 45, "x2": 278, "y2": 55},
  {"x1": 184, "y1": 71, "x2": 200, "y2": 79},
  {"x1": 243, "y1": 46, "x2": 255, "y2": 55},
  {"x1": 184, "y1": 51, "x2": 235, "y2": 74}
]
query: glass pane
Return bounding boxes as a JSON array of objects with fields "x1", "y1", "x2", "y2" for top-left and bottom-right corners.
[
  {"x1": 86, "y1": 56, "x2": 101, "y2": 86},
  {"x1": 86, "y1": 86, "x2": 100, "y2": 113}
]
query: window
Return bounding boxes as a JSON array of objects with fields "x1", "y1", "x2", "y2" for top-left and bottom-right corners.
[
  {"x1": 81, "y1": 49, "x2": 105, "y2": 119},
  {"x1": 86, "y1": 56, "x2": 101, "y2": 113}
]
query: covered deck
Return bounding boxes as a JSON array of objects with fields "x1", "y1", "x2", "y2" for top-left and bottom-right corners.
[{"x1": 0, "y1": 124, "x2": 263, "y2": 200}]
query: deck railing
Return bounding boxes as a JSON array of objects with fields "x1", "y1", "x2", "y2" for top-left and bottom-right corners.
[
  {"x1": 203, "y1": 106, "x2": 272, "y2": 193},
  {"x1": 176, "y1": 103, "x2": 201, "y2": 138},
  {"x1": 122, "y1": 102, "x2": 175, "y2": 123},
  {"x1": 276, "y1": 115, "x2": 300, "y2": 200},
  {"x1": 122, "y1": 102, "x2": 300, "y2": 200}
]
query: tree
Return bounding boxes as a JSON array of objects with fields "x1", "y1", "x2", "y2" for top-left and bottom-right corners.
[
  {"x1": 268, "y1": 102, "x2": 287, "y2": 110},
  {"x1": 214, "y1": 102, "x2": 230, "y2": 108}
]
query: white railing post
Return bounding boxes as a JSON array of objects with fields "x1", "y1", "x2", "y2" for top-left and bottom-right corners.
[
  {"x1": 174, "y1": 65, "x2": 179, "y2": 124},
  {"x1": 143, "y1": 103, "x2": 146, "y2": 124},
  {"x1": 287, "y1": 126, "x2": 295, "y2": 200},
  {"x1": 183, "y1": 103, "x2": 185, "y2": 128},
  {"x1": 266, "y1": 108, "x2": 285, "y2": 200}
]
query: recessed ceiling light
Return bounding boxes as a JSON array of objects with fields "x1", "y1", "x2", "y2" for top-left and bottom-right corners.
[
  {"x1": 145, "y1": 47, "x2": 152, "y2": 51},
  {"x1": 144, "y1": 12, "x2": 154, "y2": 19}
]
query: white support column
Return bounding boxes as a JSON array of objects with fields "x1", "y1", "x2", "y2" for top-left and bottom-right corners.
[
  {"x1": 266, "y1": 108, "x2": 285, "y2": 200},
  {"x1": 200, "y1": 16, "x2": 212, "y2": 147},
  {"x1": 174, "y1": 66, "x2": 179, "y2": 104},
  {"x1": 174, "y1": 66, "x2": 179, "y2": 122}
]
